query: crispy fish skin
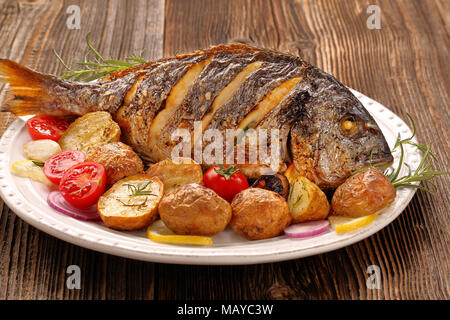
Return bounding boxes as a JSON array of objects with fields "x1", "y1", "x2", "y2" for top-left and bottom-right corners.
[{"x1": 0, "y1": 44, "x2": 393, "y2": 189}]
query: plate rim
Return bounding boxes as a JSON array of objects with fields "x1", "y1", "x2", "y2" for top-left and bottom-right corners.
[{"x1": 0, "y1": 89, "x2": 421, "y2": 265}]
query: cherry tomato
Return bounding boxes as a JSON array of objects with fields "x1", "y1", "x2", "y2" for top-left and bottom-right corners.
[
  {"x1": 203, "y1": 165, "x2": 249, "y2": 202},
  {"x1": 59, "y1": 162, "x2": 106, "y2": 209},
  {"x1": 26, "y1": 114, "x2": 70, "y2": 141},
  {"x1": 44, "y1": 150, "x2": 86, "y2": 185}
]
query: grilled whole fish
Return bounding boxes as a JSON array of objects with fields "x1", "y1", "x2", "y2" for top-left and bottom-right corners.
[{"x1": 0, "y1": 44, "x2": 393, "y2": 189}]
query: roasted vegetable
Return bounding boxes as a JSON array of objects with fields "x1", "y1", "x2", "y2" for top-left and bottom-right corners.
[
  {"x1": 158, "y1": 183, "x2": 232, "y2": 236},
  {"x1": 203, "y1": 164, "x2": 249, "y2": 202},
  {"x1": 287, "y1": 176, "x2": 330, "y2": 223},
  {"x1": 58, "y1": 111, "x2": 121, "y2": 153},
  {"x1": 86, "y1": 141, "x2": 144, "y2": 188},
  {"x1": 230, "y1": 188, "x2": 292, "y2": 240},
  {"x1": 283, "y1": 163, "x2": 300, "y2": 184},
  {"x1": 11, "y1": 160, "x2": 54, "y2": 186},
  {"x1": 331, "y1": 168, "x2": 396, "y2": 218},
  {"x1": 252, "y1": 173, "x2": 289, "y2": 198},
  {"x1": 23, "y1": 139, "x2": 61, "y2": 162},
  {"x1": 97, "y1": 175, "x2": 164, "y2": 230},
  {"x1": 146, "y1": 157, "x2": 203, "y2": 194}
]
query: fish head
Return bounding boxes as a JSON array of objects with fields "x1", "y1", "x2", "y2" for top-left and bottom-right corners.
[{"x1": 290, "y1": 98, "x2": 393, "y2": 189}]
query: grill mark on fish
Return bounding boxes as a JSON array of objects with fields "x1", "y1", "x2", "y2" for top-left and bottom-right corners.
[
  {"x1": 157, "y1": 59, "x2": 264, "y2": 162},
  {"x1": 176, "y1": 50, "x2": 260, "y2": 128},
  {"x1": 148, "y1": 56, "x2": 213, "y2": 161},
  {"x1": 256, "y1": 79, "x2": 312, "y2": 164},
  {"x1": 123, "y1": 74, "x2": 147, "y2": 107},
  {"x1": 207, "y1": 58, "x2": 306, "y2": 131},
  {"x1": 198, "y1": 61, "x2": 262, "y2": 132},
  {"x1": 237, "y1": 76, "x2": 302, "y2": 130},
  {"x1": 117, "y1": 55, "x2": 210, "y2": 156}
]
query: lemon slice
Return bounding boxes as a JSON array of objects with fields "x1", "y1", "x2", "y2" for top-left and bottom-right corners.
[
  {"x1": 329, "y1": 214, "x2": 376, "y2": 234},
  {"x1": 147, "y1": 220, "x2": 213, "y2": 245},
  {"x1": 10, "y1": 160, "x2": 53, "y2": 186}
]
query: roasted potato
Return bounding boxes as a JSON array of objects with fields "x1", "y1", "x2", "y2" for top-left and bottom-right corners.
[
  {"x1": 58, "y1": 111, "x2": 121, "y2": 153},
  {"x1": 146, "y1": 157, "x2": 203, "y2": 194},
  {"x1": 283, "y1": 163, "x2": 300, "y2": 184},
  {"x1": 158, "y1": 183, "x2": 232, "y2": 236},
  {"x1": 86, "y1": 142, "x2": 144, "y2": 188},
  {"x1": 23, "y1": 139, "x2": 61, "y2": 162},
  {"x1": 97, "y1": 175, "x2": 164, "y2": 230},
  {"x1": 252, "y1": 174, "x2": 290, "y2": 198},
  {"x1": 331, "y1": 168, "x2": 396, "y2": 218},
  {"x1": 230, "y1": 188, "x2": 292, "y2": 240},
  {"x1": 287, "y1": 176, "x2": 330, "y2": 223}
]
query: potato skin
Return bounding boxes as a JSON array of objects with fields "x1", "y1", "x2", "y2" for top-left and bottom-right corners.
[
  {"x1": 86, "y1": 142, "x2": 144, "y2": 188},
  {"x1": 158, "y1": 183, "x2": 232, "y2": 236},
  {"x1": 331, "y1": 168, "x2": 396, "y2": 217},
  {"x1": 230, "y1": 188, "x2": 292, "y2": 240},
  {"x1": 146, "y1": 157, "x2": 203, "y2": 194}
]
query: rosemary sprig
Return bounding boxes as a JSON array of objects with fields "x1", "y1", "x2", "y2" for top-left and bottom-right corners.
[
  {"x1": 292, "y1": 194, "x2": 303, "y2": 208},
  {"x1": 53, "y1": 32, "x2": 148, "y2": 82},
  {"x1": 116, "y1": 197, "x2": 148, "y2": 207},
  {"x1": 123, "y1": 181, "x2": 157, "y2": 197},
  {"x1": 385, "y1": 114, "x2": 449, "y2": 193},
  {"x1": 32, "y1": 160, "x2": 44, "y2": 167}
]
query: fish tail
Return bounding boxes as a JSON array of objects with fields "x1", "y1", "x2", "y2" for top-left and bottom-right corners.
[{"x1": 0, "y1": 59, "x2": 95, "y2": 116}]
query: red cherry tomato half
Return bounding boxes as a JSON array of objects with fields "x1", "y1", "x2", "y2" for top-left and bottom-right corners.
[
  {"x1": 203, "y1": 165, "x2": 249, "y2": 202},
  {"x1": 26, "y1": 114, "x2": 70, "y2": 141},
  {"x1": 44, "y1": 150, "x2": 86, "y2": 185},
  {"x1": 59, "y1": 162, "x2": 106, "y2": 209}
]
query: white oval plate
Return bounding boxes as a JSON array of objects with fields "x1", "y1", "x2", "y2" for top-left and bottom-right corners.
[{"x1": 0, "y1": 89, "x2": 420, "y2": 265}]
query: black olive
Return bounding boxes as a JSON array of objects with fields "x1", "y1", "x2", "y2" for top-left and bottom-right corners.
[{"x1": 251, "y1": 174, "x2": 290, "y2": 198}]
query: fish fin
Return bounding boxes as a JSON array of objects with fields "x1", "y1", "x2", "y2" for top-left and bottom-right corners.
[{"x1": 0, "y1": 59, "x2": 65, "y2": 115}]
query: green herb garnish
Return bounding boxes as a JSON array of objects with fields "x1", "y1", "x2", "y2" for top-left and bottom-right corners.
[
  {"x1": 116, "y1": 197, "x2": 148, "y2": 208},
  {"x1": 124, "y1": 181, "x2": 157, "y2": 197},
  {"x1": 53, "y1": 32, "x2": 148, "y2": 82},
  {"x1": 385, "y1": 114, "x2": 449, "y2": 193},
  {"x1": 349, "y1": 114, "x2": 448, "y2": 193},
  {"x1": 32, "y1": 160, "x2": 44, "y2": 167},
  {"x1": 292, "y1": 194, "x2": 303, "y2": 208}
]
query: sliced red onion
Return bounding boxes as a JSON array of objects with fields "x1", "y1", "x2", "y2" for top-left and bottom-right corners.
[
  {"x1": 284, "y1": 220, "x2": 330, "y2": 239},
  {"x1": 47, "y1": 191, "x2": 100, "y2": 221}
]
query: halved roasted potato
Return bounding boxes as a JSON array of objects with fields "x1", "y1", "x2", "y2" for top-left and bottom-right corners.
[
  {"x1": 58, "y1": 111, "x2": 121, "y2": 153},
  {"x1": 97, "y1": 175, "x2": 164, "y2": 230},
  {"x1": 145, "y1": 157, "x2": 203, "y2": 194},
  {"x1": 287, "y1": 176, "x2": 330, "y2": 223}
]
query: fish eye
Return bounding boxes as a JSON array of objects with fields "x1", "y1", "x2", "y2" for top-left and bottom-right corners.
[{"x1": 340, "y1": 115, "x2": 358, "y2": 136}]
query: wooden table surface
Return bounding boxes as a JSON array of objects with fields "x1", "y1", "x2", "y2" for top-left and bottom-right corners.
[{"x1": 0, "y1": 0, "x2": 448, "y2": 300}]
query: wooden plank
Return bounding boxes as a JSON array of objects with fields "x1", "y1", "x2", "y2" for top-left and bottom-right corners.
[
  {"x1": 163, "y1": 0, "x2": 449, "y2": 299},
  {"x1": 0, "y1": 0, "x2": 164, "y2": 299}
]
